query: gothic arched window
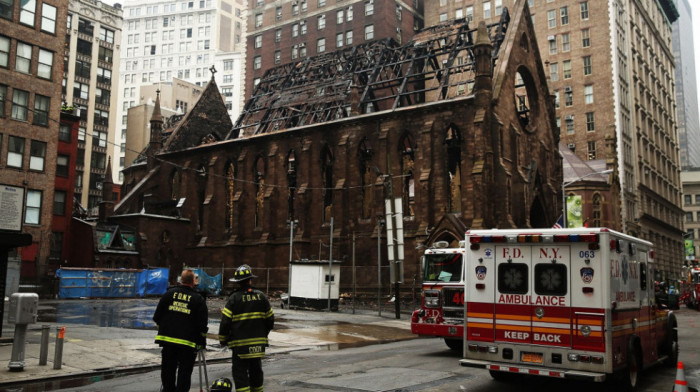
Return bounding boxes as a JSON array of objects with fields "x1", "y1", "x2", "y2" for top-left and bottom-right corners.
[
  {"x1": 400, "y1": 134, "x2": 415, "y2": 217},
  {"x1": 445, "y1": 126, "x2": 462, "y2": 213},
  {"x1": 254, "y1": 156, "x2": 265, "y2": 228},
  {"x1": 321, "y1": 146, "x2": 334, "y2": 222},
  {"x1": 170, "y1": 169, "x2": 181, "y2": 200},
  {"x1": 196, "y1": 164, "x2": 207, "y2": 231},
  {"x1": 358, "y1": 138, "x2": 374, "y2": 219},
  {"x1": 225, "y1": 162, "x2": 235, "y2": 230}
]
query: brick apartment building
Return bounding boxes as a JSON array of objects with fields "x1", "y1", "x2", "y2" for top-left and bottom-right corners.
[
  {"x1": 424, "y1": 0, "x2": 684, "y2": 281},
  {"x1": 0, "y1": 0, "x2": 69, "y2": 283},
  {"x1": 114, "y1": 2, "x2": 562, "y2": 290},
  {"x1": 245, "y1": 0, "x2": 424, "y2": 106}
]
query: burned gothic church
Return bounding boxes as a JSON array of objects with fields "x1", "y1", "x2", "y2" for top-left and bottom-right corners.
[{"x1": 112, "y1": 1, "x2": 561, "y2": 290}]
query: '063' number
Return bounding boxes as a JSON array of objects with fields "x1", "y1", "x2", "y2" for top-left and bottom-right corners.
[{"x1": 578, "y1": 250, "x2": 596, "y2": 259}]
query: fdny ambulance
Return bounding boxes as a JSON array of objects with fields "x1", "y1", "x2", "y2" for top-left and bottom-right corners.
[
  {"x1": 410, "y1": 241, "x2": 466, "y2": 351},
  {"x1": 459, "y1": 228, "x2": 678, "y2": 391}
]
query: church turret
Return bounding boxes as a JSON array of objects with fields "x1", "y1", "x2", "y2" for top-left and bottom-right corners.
[
  {"x1": 99, "y1": 157, "x2": 115, "y2": 221},
  {"x1": 148, "y1": 89, "x2": 164, "y2": 170}
]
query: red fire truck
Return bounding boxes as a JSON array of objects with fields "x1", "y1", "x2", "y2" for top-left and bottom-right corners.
[
  {"x1": 685, "y1": 267, "x2": 700, "y2": 309},
  {"x1": 459, "y1": 228, "x2": 678, "y2": 391},
  {"x1": 410, "y1": 241, "x2": 466, "y2": 351}
]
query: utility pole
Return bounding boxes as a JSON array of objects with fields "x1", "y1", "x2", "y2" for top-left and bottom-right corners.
[
  {"x1": 377, "y1": 216, "x2": 383, "y2": 317},
  {"x1": 384, "y1": 154, "x2": 403, "y2": 319},
  {"x1": 286, "y1": 220, "x2": 297, "y2": 309},
  {"x1": 328, "y1": 217, "x2": 333, "y2": 311}
]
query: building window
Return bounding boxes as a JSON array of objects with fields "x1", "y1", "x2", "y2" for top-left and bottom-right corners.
[
  {"x1": 16, "y1": 42, "x2": 32, "y2": 74},
  {"x1": 274, "y1": 50, "x2": 280, "y2": 64},
  {"x1": 255, "y1": 13, "x2": 262, "y2": 27},
  {"x1": 587, "y1": 141, "x2": 596, "y2": 160},
  {"x1": 586, "y1": 112, "x2": 595, "y2": 131},
  {"x1": 337, "y1": 9, "x2": 343, "y2": 24},
  {"x1": 41, "y1": 3, "x2": 57, "y2": 34},
  {"x1": 301, "y1": 20, "x2": 307, "y2": 34},
  {"x1": 276, "y1": 6, "x2": 282, "y2": 20},
  {"x1": 317, "y1": 37, "x2": 325, "y2": 53},
  {"x1": 495, "y1": 0, "x2": 502, "y2": 16},
  {"x1": 455, "y1": 9, "x2": 463, "y2": 19},
  {"x1": 365, "y1": 0, "x2": 373, "y2": 16},
  {"x1": 74, "y1": 82, "x2": 89, "y2": 100},
  {"x1": 315, "y1": 15, "x2": 325, "y2": 30},
  {"x1": 38, "y1": 49, "x2": 53, "y2": 80},
  {"x1": 582, "y1": 29, "x2": 590, "y2": 47},
  {"x1": 254, "y1": 34, "x2": 262, "y2": 48},
  {"x1": 565, "y1": 89, "x2": 573, "y2": 106},
  {"x1": 550, "y1": 62, "x2": 559, "y2": 81},
  {"x1": 686, "y1": 212, "x2": 693, "y2": 222},
  {"x1": 29, "y1": 140, "x2": 46, "y2": 171},
  {"x1": 466, "y1": 6, "x2": 473, "y2": 22},
  {"x1": 11, "y1": 89, "x2": 29, "y2": 121},
  {"x1": 560, "y1": 6, "x2": 568, "y2": 25},
  {"x1": 336, "y1": 33, "x2": 343, "y2": 48},
  {"x1": 20, "y1": 0, "x2": 35, "y2": 26},
  {"x1": 254, "y1": 55, "x2": 261, "y2": 69},
  {"x1": 346, "y1": 5, "x2": 353, "y2": 21},
  {"x1": 0, "y1": 0, "x2": 13, "y2": 19},
  {"x1": 25, "y1": 190, "x2": 42, "y2": 224},
  {"x1": 554, "y1": 91, "x2": 560, "y2": 108},
  {"x1": 99, "y1": 27, "x2": 114, "y2": 43},
  {"x1": 547, "y1": 9, "x2": 556, "y2": 28},
  {"x1": 364, "y1": 24, "x2": 374, "y2": 40},
  {"x1": 292, "y1": 2, "x2": 299, "y2": 14},
  {"x1": 0, "y1": 36, "x2": 9, "y2": 67},
  {"x1": 585, "y1": 85, "x2": 594, "y2": 104},
  {"x1": 292, "y1": 23, "x2": 299, "y2": 37},
  {"x1": 301, "y1": 0, "x2": 307, "y2": 12},
  {"x1": 7, "y1": 136, "x2": 24, "y2": 168},
  {"x1": 55, "y1": 154, "x2": 68, "y2": 178},
  {"x1": 33, "y1": 95, "x2": 49, "y2": 126},
  {"x1": 549, "y1": 37, "x2": 557, "y2": 54},
  {"x1": 562, "y1": 60, "x2": 571, "y2": 79},
  {"x1": 439, "y1": 13, "x2": 447, "y2": 22},
  {"x1": 583, "y1": 56, "x2": 592, "y2": 75},
  {"x1": 580, "y1": 1, "x2": 589, "y2": 20},
  {"x1": 53, "y1": 191, "x2": 66, "y2": 215},
  {"x1": 59, "y1": 124, "x2": 71, "y2": 142},
  {"x1": 483, "y1": 1, "x2": 491, "y2": 19},
  {"x1": 291, "y1": 46, "x2": 298, "y2": 59},
  {"x1": 566, "y1": 116, "x2": 574, "y2": 134},
  {"x1": 346, "y1": 30, "x2": 353, "y2": 45},
  {"x1": 99, "y1": 46, "x2": 113, "y2": 63},
  {"x1": 561, "y1": 33, "x2": 570, "y2": 52}
]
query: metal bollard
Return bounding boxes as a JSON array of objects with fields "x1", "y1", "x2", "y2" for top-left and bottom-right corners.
[
  {"x1": 39, "y1": 325, "x2": 50, "y2": 365},
  {"x1": 53, "y1": 327, "x2": 65, "y2": 370}
]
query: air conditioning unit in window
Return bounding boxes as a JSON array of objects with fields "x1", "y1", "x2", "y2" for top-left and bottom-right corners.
[
  {"x1": 300, "y1": 20, "x2": 305, "y2": 24},
  {"x1": 567, "y1": 143, "x2": 576, "y2": 150},
  {"x1": 548, "y1": 35, "x2": 555, "y2": 40},
  {"x1": 299, "y1": 43, "x2": 305, "y2": 47},
  {"x1": 564, "y1": 86, "x2": 572, "y2": 92},
  {"x1": 565, "y1": 115, "x2": 574, "y2": 121}
]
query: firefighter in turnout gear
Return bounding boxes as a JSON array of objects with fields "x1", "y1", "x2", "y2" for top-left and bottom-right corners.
[
  {"x1": 153, "y1": 269, "x2": 209, "y2": 392},
  {"x1": 219, "y1": 265, "x2": 274, "y2": 392}
]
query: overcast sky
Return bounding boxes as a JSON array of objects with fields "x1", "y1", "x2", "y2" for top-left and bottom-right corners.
[{"x1": 101, "y1": 0, "x2": 700, "y2": 115}]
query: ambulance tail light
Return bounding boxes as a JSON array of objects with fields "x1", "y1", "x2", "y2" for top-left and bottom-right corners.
[
  {"x1": 568, "y1": 353, "x2": 604, "y2": 364},
  {"x1": 424, "y1": 290, "x2": 441, "y2": 308},
  {"x1": 467, "y1": 344, "x2": 498, "y2": 354}
]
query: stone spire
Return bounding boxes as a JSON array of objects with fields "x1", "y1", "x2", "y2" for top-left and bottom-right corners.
[
  {"x1": 99, "y1": 157, "x2": 115, "y2": 221},
  {"x1": 148, "y1": 89, "x2": 164, "y2": 169}
]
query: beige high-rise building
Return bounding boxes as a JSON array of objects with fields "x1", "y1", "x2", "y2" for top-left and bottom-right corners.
[
  {"x1": 64, "y1": 0, "x2": 123, "y2": 212},
  {"x1": 425, "y1": 0, "x2": 683, "y2": 280},
  {"x1": 124, "y1": 78, "x2": 204, "y2": 167}
]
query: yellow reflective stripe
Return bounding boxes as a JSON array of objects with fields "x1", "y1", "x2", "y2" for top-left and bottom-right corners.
[
  {"x1": 239, "y1": 352, "x2": 265, "y2": 359},
  {"x1": 218, "y1": 335, "x2": 227, "y2": 340},
  {"x1": 228, "y1": 337, "x2": 268, "y2": 347},
  {"x1": 155, "y1": 335, "x2": 196, "y2": 348},
  {"x1": 232, "y1": 311, "x2": 271, "y2": 322},
  {"x1": 236, "y1": 387, "x2": 251, "y2": 392},
  {"x1": 222, "y1": 308, "x2": 233, "y2": 318},
  {"x1": 251, "y1": 386, "x2": 263, "y2": 392}
]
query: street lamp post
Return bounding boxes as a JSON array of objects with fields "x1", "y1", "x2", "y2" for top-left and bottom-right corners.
[{"x1": 562, "y1": 169, "x2": 612, "y2": 228}]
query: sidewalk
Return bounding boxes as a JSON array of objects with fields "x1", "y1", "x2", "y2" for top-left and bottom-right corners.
[{"x1": 0, "y1": 300, "x2": 415, "y2": 388}]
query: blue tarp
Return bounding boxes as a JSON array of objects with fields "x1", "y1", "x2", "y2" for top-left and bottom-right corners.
[
  {"x1": 56, "y1": 268, "x2": 170, "y2": 298},
  {"x1": 191, "y1": 268, "x2": 222, "y2": 296}
]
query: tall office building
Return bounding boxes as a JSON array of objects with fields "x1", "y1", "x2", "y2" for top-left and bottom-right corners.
[
  {"x1": 673, "y1": 0, "x2": 700, "y2": 169},
  {"x1": 425, "y1": 0, "x2": 683, "y2": 280},
  {"x1": 64, "y1": 0, "x2": 123, "y2": 213},
  {"x1": 0, "y1": 0, "x2": 69, "y2": 280},
  {"x1": 245, "y1": 0, "x2": 424, "y2": 106},
  {"x1": 117, "y1": 0, "x2": 246, "y2": 183}
]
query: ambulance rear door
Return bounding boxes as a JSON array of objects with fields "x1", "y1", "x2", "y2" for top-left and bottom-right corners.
[{"x1": 494, "y1": 240, "x2": 572, "y2": 350}]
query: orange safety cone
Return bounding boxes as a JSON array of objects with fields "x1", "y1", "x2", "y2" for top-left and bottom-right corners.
[{"x1": 675, "y1": 361, "x2": 689, "y2": 392}]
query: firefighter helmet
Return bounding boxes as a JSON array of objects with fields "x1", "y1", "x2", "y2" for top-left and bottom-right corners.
[
  {"x1": 230, "y1": 264, "x2": 257, "y2": 282},
  {"x1": 210, "y1": 377, "x2": 233, "y2": 391}
]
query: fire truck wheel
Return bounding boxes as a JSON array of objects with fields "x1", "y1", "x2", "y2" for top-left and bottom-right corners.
[
  {"x1": 444, "y1": 338, "x2": 462, "y2": 351},
  {"x1": 663, "y1": 315, "x2": 679, "y2": 367},
  {"x1": 618, "y1": 344, "x2": 641, "y2": 392}
]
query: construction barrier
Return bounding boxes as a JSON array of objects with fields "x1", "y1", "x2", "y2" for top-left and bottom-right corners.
[
  {"x1": 56, "y1": 267, "x2": 170, "y2": 298},
  {"x1": 189, "y1": 267, "x2": 222, "y2": 296}
]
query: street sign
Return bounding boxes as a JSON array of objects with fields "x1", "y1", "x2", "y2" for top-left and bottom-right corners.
[{"x1": 385, "y1": 197, "x2": 404, "y2": 283}]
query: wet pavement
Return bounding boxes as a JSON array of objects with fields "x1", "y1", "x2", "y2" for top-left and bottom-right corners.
[{"x1": 0, "y1": 297, "x2": 416, "y2": 391}]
